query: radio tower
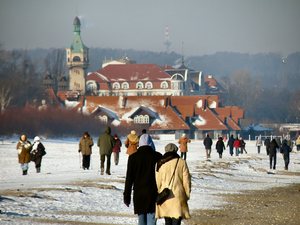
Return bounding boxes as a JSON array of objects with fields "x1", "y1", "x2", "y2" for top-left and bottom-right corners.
[{"x1": 164, "y1": 25, "x2": 171, "y2": 53}]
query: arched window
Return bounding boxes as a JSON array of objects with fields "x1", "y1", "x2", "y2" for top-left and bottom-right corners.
[
  {"x1": 136, "y1": 82, "x2": 144, "y2": 89},
  {"x1": 145, "y1": 82, "x2": 153, "y2": 89},
  {"x1": 112, "y1": 82, "x2": 120, "y2": 89},
  {"x1": 160, "y1": 81, "x2": 168, "y2": 89},
  {"x1": 144, "y1": 115, "x2": 149, "y2": 124},
  {"x1": 73, "y1": 56, "x2": 81, "y2": 62},
  {"x1": 122, "y1": 82, "x2": 129, "y2": 89}
]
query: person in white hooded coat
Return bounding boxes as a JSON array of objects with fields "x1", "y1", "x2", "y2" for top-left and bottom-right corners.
[
  {"x1": 30, "y1": 136, "x2": 46, "y2": 173},
  {"x1": 155, "y1": 143, "x2": 191, "y2": 225}
]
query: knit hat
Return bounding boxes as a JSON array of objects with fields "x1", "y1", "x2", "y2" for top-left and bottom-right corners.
[
  {"x1": 165, "y1": 143, "x2": 178, "y2": 152},
  {"x1": 34, "y1": 136, "x2": 40, "y2": 142}
]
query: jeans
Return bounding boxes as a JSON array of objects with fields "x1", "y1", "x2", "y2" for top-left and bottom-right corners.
[
  {"x1": 165, "y1": 217, "x2": 182, "y2": 225},
  {"x1": 269, "y1": 153, "x2": 277, "y2": 169},
  {"x1": 138, "y1": 213, "x2": 156, "y2": 225},
  {"x1": 235, "y1": 147, "x2": 239, "y2": 156},
  {"x1": 229, "y1": 146, "x2": 234, "y2": 156}
]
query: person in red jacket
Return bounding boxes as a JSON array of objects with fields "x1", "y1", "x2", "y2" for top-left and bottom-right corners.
[
  {"x1": 112, "y1": 134, "x2": 122, "y2": 165},
  {"x1": 233, "y1": 137, "x2": 241, "y2": 156}
]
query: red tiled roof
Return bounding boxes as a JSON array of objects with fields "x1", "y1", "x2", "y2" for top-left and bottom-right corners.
[
  {"x1": 193, "y1": 108, "x2": 228, "y2": 130},
  {"x1": 87, "y1": 64, "x2": 171, "y2": 83}
]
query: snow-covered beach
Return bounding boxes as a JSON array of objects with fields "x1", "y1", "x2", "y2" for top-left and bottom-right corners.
[{"x1": 1, "y1": 137, "x2": 300, "y2": 224}]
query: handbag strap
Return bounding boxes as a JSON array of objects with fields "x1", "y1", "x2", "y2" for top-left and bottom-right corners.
[{"x1": 168, "y1": 158, "x2": 179, "y2": 188}]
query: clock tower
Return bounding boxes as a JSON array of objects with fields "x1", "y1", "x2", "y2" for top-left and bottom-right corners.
[{"x1": 66, "y1": 16, "x2": 89, "y2": 94}]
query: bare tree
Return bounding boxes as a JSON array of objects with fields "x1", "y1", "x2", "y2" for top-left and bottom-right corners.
[{"x1": 0, "y1": 86, "x2": 12, "y2": 113}]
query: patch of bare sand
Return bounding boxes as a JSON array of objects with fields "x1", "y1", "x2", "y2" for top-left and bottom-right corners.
[{"x1": 186, "y1": 183, "x2": 300, "y2": 225}]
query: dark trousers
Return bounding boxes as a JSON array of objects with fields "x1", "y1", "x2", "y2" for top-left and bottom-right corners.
[
  {"x1": 165, "y1": 217, "x2": 182, "y2": 225},
  {"x1": 100, "y1": 154, "x2": 111, "y2": 173},
  {"x1": 229, "y1": 146, "x2": 234, "y2": 156},
  {"x1": 269, "y1": 153, "x2": 277, "y2": 169},
  {"x1": 180, "y1": 152, "x2": 186, "y2": 160},
  {"x1": 82, "y1": 155, "x2": 90, "y2": 169},
  {"x1": 283, "y1": 154, "x2": 290, "y2": 170}
]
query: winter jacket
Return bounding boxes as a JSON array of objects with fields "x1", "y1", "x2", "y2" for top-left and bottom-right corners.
[
  {"x1": 124, "y1": 145, "x2": 162, "y2": 215},
  {"x1": 216, "y1": 139, "x2": 225, "y2": 153},
  {"x1": 178, "y1": 137, "x2": 191, "y2": 153},
  {"x1": 112, "y1": 138, "x2": 122, "y2": 153},
  {"x1": 125, "y1": 133, "x2": 139, "y2": 155},
  {"x1": 227, "y1": 136, "x2": 235, "y2": 148},
  {"x1": 280, "y1": 140, "x2": 292, "y2": 156},
  {"x1": 16, "y1": 140, "x2": 31, "y2": 164},
  {"x1": 233, "y1": 139, "x2": 241, "y2": 148},
  {"x1": 97, "y1": 127, "x2": 115, "y2": 155},
  {"x1": 269, "y1": 139, "x2": 279, "y2": 156},
  {"x1": 203, "y1": 136, "x2": 213, "y2": 149},
  {"x1": 79, "y1": 136, "x2": 94, "y2": 155},
  {"x1": 155, "y1": 152, "x2": 191, "y2": 220},
  {"x1": 30, "y1": 141, "x2": 46, "y2": 162}
]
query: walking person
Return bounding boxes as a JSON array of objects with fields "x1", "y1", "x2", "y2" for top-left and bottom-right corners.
[
  {"x1": 112, "y1": 134, "x2": 122, "y2": 165},
  {"x1": 239, "y1": 137, "x2": 247, "y2": 154},
  {"x1": 97, "y1": 126, "x2": 115, "y2": 175},
  {"x1": 125, "y1": 130, "x2": 139, "y2": 156},
  {"x1": 155, "y1": 143, "x2": 191, "y2": 225},
  {"x1": 227, "y1": 134, "x2": 235, "y2": 156},
  {"x1": 203, "y1": 134, "x2": 213, "y2": 159},
  {"x1": 269, "y1": 138, "x2": 279, "y2": 170},
  {"x1": 296, "y1": 135, "x2": 300, "y2": 151},
  {"x1": 233, "y1": 137, "x2": 240, "y2": 156},
  {"x1": 256, "y1": 136, "x2": 262, "y2": 154},
  {"x1": 123, "y1": 134, "x2": 162, "y2": 225},
  {"x1": 178, "y1": 134, "x2": 191, "y2": 160},
  {"x1": 264, "y1": 137, "x2": 271, "y2": 155},
  {"x1": 216, "y1": 137, "x2": 225, "y2": 159},
  {"x1": 30, "y1": 136, "x2": 46, "y2": 173},
  {"x1": 16, "y1": 134, "x2": 32, "y2": 175},
  {"x1": 79, "y1": 131, "x2": 94, "y2": 170},
  {"x1": 280, "y1": 139, "x2": 292, "y2": 170}
]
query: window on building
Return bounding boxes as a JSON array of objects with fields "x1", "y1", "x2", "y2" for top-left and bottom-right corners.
[
  {"x1": 133, "y1": 115, "x2": 150, "y2": 124},
  {"x1": 98, "y1": 115, "x2": 108, "y2": 123},
  {"x1": 145, "y1": 82, "x2": 153, "y2": 89},
  {"x1": 122, "y1": 82, "x2": 129, "y2": 89},
  {"x1": 73, "y1": 56, "x2": 81, "y2": 62},
  {"x1": 113, "y1": 82, "x2": 120, "y2": 89},
  {"x1": 136, "y1": 82, "x2": 144, "y2": 89},
  {"x1": 161, "y1": 81, "x2": 168, "y2": 89}
]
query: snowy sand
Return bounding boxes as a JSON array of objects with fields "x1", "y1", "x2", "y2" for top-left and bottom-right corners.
[{"x1": 1, "y1": 137, "x2": 300, "y2": 225}]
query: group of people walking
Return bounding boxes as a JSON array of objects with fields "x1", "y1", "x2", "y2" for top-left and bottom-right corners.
[{"x1": 16, "y1": 134, "x2": 46, "y2": 175}]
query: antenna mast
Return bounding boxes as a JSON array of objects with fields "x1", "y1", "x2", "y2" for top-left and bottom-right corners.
[{"x1": 164, "y1": 25, "x2": 171, "y2": 53}]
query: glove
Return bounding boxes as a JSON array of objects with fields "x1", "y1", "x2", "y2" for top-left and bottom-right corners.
[{"x1": 78, "y1": 149, "x2": 81, "y2": 153}]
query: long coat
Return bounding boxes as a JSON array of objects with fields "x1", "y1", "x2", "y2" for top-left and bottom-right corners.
[
  {"x1": 124, "y1": 145, "x2": 162, "y2": 215},
  {"x1": 16, "y1": 140, "x2": 31, "y2": 164},
  {"x1": 216, "y1": 139, "x2": 225, "y2": 153},
  {"x1": 178, "y1": 137, "x2": 191, "y2": 153},
  {"x1": 125, "y1": 133, "x2": 139, "y2": 155},
  {"x1": 97, "y1": 127, "x2": 115, "y2": 155},
  {"x1": 79, "y1": 136, "x2": 94, "y2": 155},
  {"x1": 155, "y1": 155, "x2": 191, "y2": 220}
]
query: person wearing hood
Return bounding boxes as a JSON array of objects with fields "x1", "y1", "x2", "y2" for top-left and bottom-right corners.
[
  {"x1": 139, "y1": 129, "x2": 156, "y2": 151},
  {"x1": 124, "y1": 134, "x2": 162, "y2": 225},
  {"x1": 97, "y1": 126, "x2": 115, "y2": 175},
  {"x1": 16, "y1": 134, "x2": 32, "y2": 175},
  {"x1": 155, "y1": 143, "x2": 191, "y2": 225},
  {"x1": 30, "y1": 136, "x2": 46, "y2": 173},
  {"x1": 125, "y1": 130, "x2": 139, "y2": 155}
]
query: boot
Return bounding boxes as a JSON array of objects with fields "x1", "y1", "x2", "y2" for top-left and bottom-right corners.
[
  {"x1": 36, "y1": 167, "x2": 41, "y2": 173},
  {"x1": 23, "y1": 170, "x2": 28, "y2": 175},
  {"x1": 100, "y1": 167, "x2": 104, "y2": 175},
  {"x1": 106, "y1": 170, "x2": 111, "y2": 175}
]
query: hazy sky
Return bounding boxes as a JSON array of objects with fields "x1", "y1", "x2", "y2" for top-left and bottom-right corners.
[{"x1": 0, "y1": 0, "x2": 299, "y2": 56}]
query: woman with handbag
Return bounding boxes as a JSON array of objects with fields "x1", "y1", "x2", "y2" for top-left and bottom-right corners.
[{"x1": 155, "y1": 143, "x2": 191, "y2": 225}]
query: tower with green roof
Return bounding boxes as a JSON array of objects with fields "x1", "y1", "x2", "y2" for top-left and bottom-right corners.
[{"x1": 66, "y1": 16, "x2": 89, "y2": 94}]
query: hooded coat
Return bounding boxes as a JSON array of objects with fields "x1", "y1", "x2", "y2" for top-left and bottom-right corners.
[
  {"x1": 79, "y1": 136, "x2": 94, "y2": 155},
  {"x1": 155, "y1": 151, "x2": 191, "y2": 220},
  {"x1": 124, "y1": 145, "x2": 162, "y2": 215},
  {"x1": 178, "y1": 137, "x2": 191, "y2": 153},
  {"x1": 125, "y1": 132, "x2": 139, "y2": 155},
  {"x1": 97, "y1": 127, "x2": 115, "y2": 155}
]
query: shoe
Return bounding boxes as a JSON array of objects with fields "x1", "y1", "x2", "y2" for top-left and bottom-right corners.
[
  {"x1": 36, "y1": 168, "x2": 41, "y2": 173},
  {"x1": 23, "y1": 170, "x2": 27, "y2": 175},
  {"x1": 106, "y1": 171, "x2": 111, "y2": 175}
]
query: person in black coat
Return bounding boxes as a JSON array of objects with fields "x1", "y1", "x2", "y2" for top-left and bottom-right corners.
[
  {"x1": 227, "y1": 134, "x2": 235, "y2": 156},
  {"x1": 216, "y1": 137, "x2": 225, "y2": 158},
  {"x1": 264, "y1": 137, "x2": 271, "y2": 155},
  {"x1": 123, "y1": 136, "x2": 162, "y2": 225},
  {"x1": 269, "y1": 139, "x2": 279, "y2": 170},
  {"x1": 203, "y1": 134, "x2": 213, "y2": 159},
  {"x1": 280, "y1": 139, "x2": 292, "y2": 170}
]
